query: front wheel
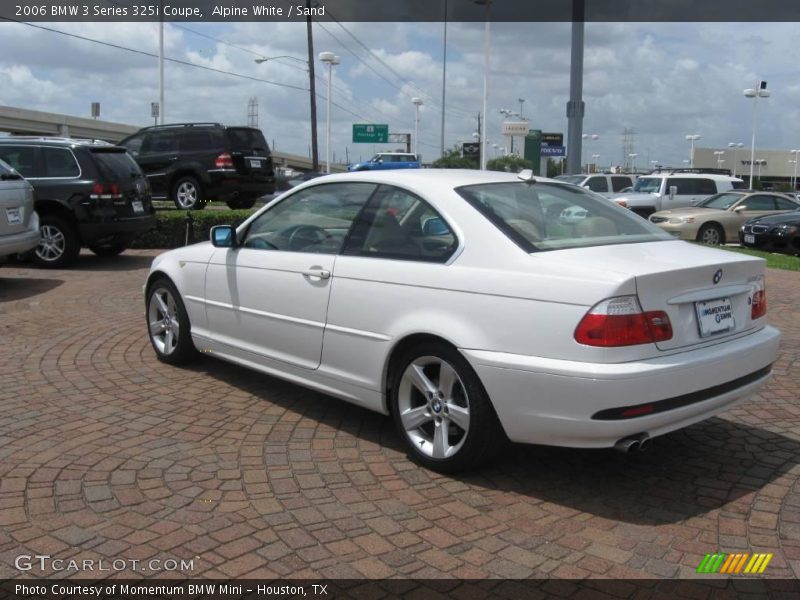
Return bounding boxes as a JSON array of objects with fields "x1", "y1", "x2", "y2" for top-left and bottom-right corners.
[
  {"x1": 146, "y1": 278, "x2": 196, "y2": 364},
  {"x1": 697, "y1": 223, "x2": 724, "y2": 245},
  {"x1": 389, "y1": 342, "x2": 506, "y2": 473}
]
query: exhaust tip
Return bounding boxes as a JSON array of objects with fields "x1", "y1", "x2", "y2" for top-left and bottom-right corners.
[
  {"x1": 639, "y1": 435, "x2": 651, "y2": 452},
  {"x1": 614, "y1": 433, "x2": 650, "y2": 453}
]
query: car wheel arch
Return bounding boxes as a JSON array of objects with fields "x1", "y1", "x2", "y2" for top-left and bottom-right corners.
[{"x1": 698, "y1": 221, "x2": 726, "y2": 244}]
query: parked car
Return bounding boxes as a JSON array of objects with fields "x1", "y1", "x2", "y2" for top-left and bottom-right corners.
[
  {"x1": 649, "y1": 191, "x2": 800, "y2": 245},
  {"x1": 0, "y1": 158, "x2": 40, "y2": 265},
  {"x1": 740, "y1": 208, "x2": 800, "y2": 255},
  {"x1": 348, "y1": 152, "x2": 421, "y2": 171},
  {"x1": 0, "y1": 137, "x2": 156, "y2": 268},
  {"x1": 611, "y1": 169, "x2": 746, "y2": 218},
  {"x1": 119, "y1": 123, "x2": 275, "y2": 210},
  {"x1": 144, "y1": 169, "x2": 779, "y2": 472},
  {"x1": 555, "y1": 173, "x2": 637, "y2": 198}
]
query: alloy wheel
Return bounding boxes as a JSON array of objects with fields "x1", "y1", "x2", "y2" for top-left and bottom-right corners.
[
  {"x1": 176, "y1": 182, "x2": 198, "y2": 209},
  {"x1": 36, "y1": 224, "x2": 66, "y2": 262},
  {"x1": 148, "y1": 287, "x2": 181, "y2": 356}
]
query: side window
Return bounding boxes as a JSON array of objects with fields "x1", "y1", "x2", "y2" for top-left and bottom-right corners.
[
  {"x1": 179, "y1": 130, "x2": 215, "y2": 152},
  {"x1": 696, "y1": 179, "x2": 717, "y2": 195},
  {"x1": 731, "y1": 180, "x2": 747, "y2": 190},
  {"x1": 611, "y1": 176, "x2": 632, "y2": 192},
  {"x1": 42, "y1": 148, "x2": 80, "y2": 178},
  {"x1": 667, "y1": 178, "x2": 698, "y2": 195},
  {"x1": 120, "y1": 133, "x2": 145, "y2": 156},
  {"x1": 242, "y1": 182, "x2": 376, "y2": 253},
  {"x1": 344, "y1": 185, "x2": 457, "y2": 262},
  {"x1": 774, "y1": 197, "x2": 799, "y2": 211},
  {"x1": 740, "y1": 195, "x2": 776, "y2": 211},
  {"x1": 585, "y1": 177, "x2": 608, "y2": 193},
  {"x1": 0, "y1": 146, "x2": 39, "y2": 178},
  {"x1": 141, "y1": 130, "x2": 178, "y2": 154}
]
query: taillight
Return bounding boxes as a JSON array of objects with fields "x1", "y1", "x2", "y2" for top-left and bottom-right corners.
[
  {"x1": 615, "y1": 199, "x2": 628, "y2": 208},
  {"x1": 574, "y1": 295, "x2": 673, "y2": 347},
  {"x1": 90, "y1": 183, "x2": 122, "y2": 200},
  {"x1": 215, "y1": 152, "x2": 234, "y2": 168},
  {"x1": 751, "y1": 277, "x2": 767, "y2": 319}
]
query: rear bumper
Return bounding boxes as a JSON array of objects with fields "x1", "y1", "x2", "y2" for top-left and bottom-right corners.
[
  {"x1": 462, "y1": 325, "x2": 780, "y2": 447},
  {"x1": 0, "y1": 214, "x2": 40, "y2": 258},
  {"x1": 79, "y1": 214, "x2": 156, "y2": 244},
  {"x1": 739, "y1": 231, "x2": 800, "y2": 254}
]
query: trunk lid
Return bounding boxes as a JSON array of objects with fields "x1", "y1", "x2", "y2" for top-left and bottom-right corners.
[
  {"x1": 0, "y1": 166, "x2": 35, "y2": 235},
  {"x1": 90, "y1": 148, "x2": 152, "y2": 217},
  {"x1": 540, "y1": 240, "x2": 766, "y2": 351}
]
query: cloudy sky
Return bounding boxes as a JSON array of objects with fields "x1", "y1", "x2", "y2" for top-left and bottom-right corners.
[{"x1": 1, "y1": 15, "x2": 799, "y2": 168}]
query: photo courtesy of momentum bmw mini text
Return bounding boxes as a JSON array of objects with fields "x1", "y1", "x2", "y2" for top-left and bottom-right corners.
[{"x1": 0, "y1": 0, "x2": 799, "y2": 598}]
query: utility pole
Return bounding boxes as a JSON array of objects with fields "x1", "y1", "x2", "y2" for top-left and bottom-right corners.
[
  {"x1": 565, "y1": 0, "x2": 585, "y2": 174},
  {"x1": 306, "y1": 0, "x2": 319, "y2": 172}
]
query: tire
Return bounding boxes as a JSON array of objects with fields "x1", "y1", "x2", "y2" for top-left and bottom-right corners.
[
  {"x1": 697, "y1": 223, "x2": 724, "y2": 245},
  {"x1": 146, "y1": 278, "x2": 196, "y2": 365},
  {"x1": 226, "y1": 198, "x2": 257, "y2": 210},
  {"x1": 88, "y1": 242, "x2": 128, "y2": 257},
  {"x1": 172, "y1": 176, "x2": 205, "y2": 210},
  {"x1": 33, "y1": 214, "x2": 80, "y2": 268},
  {"x1": 388, "y1": 342, "x2": 506, "y2": 473}
]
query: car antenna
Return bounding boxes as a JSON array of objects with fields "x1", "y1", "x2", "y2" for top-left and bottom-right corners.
[{"x1": 517, "y1": 169, "x2": 537, "y2": 184}]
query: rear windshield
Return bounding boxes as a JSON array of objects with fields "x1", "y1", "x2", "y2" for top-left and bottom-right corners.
[
  {"x1": 91, "y1": 149, "x2": 141, "y2": 180},
  {"x1": 227, "y1": 128, "x2": 270, "y2": 153},
  {"x1": 456, "y1": 181, "x2": 673, "y2": 252}
]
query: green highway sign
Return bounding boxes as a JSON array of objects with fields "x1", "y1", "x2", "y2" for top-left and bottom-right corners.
[{"x1": 353, "y1": 124, "x2": 389, "y2": 143}]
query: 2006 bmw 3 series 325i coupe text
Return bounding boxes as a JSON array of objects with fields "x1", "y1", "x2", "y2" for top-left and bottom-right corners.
[{"x1": 144, "y1": 169, "x2": 780, "y2": 472}]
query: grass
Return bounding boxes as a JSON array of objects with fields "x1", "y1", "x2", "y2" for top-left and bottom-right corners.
[{"x1": 715, "y1": 245, "x2": 800, "y2": 272}]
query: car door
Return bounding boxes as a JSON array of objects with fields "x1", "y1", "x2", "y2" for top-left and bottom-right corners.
[
  {"x1": 135, "y1": 130, "x2": 179, "y2": 198},
  {"x1": 726, "y1": 194, "x2": 780, "y2": 241},
  {"x1": 663, "y1": 177, "x2": 702, "y2": 209},
  {"x1": 203, "y1": 182, "x2": 376, "y2": 369}
]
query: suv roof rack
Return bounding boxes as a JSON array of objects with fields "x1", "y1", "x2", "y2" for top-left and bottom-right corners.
[
  {"x1": 4, "y1": 136, "x2": 114, "y2": 145},
  {"x1": 647, "y1": 167, "x2": 733, "y2": 176},
  {"x1": 138, "y1": 122, "x2": 223, "y2": 131}
]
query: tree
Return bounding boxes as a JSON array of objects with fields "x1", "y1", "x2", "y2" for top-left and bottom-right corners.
[
  {"x1": 432, "y1": 146, "x2": 478, "y2": 169},
  {"x1": 486, "y1": 155, "x2": 533, "y2": 172}
]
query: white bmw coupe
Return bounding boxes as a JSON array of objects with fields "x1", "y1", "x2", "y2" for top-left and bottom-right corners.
[{"x1": 145, "y1": 169, "x2": 780, "y2": 472}]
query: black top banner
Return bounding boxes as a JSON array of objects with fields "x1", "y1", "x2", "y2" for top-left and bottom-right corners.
[{"x1": 2, "y1": 0, "x2": 800, "y2": 23}]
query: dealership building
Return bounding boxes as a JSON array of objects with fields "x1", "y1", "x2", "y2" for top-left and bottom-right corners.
[{"x1": 694, "y1": 147, "x2": 799, "y2": 188}]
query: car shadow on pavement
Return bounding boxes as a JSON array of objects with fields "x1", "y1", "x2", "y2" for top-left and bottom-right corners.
[
  {"x1": 186, "y1": 354, "x2": 798, "y2": 527},
  {"x1": 0, "y1": 276, "x2": 63, "y2": 303},
  {"x1": 68, "y1": 253, "x2": 156, "y2": 272}
]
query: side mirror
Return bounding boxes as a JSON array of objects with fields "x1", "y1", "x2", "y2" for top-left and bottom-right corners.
[
  {"x1": 376, "y1": 158, "x2": 383, "y2": 163},
  {"x1": 422, "y1": 217, "x2": 449, "y2": 236},
  {"x1": 733, "y1": 205, "x2": 747, "y2": 212},
  {"x1": 211, "y1": 225, "x2": 236, "y2": 248},
  {"x1": 669, "y1": 185, "x2": 678, "y2": 200}
]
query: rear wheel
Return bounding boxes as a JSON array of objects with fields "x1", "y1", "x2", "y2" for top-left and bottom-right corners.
[
  {"x1": 697, "y1": 223, "x2": 724, "y2": 245},
  {"x1": 389, "y1": 342, "x2": 506, "y2": 473},
  {"x1": 172, "y1": 176, "x2": 205, "y2": 210},
  {"x1": 225, "y1": 198, "x2": 257, "y2": 210},
  {"x1": 146, "y1": 278, "x2": 196, "y2": 364},
  {"x1": 34, "y1": 214, "x2": 80, "y2": 268},
  {"x1": 88, "y1": 242, "x2": 128, "y2": 257}
]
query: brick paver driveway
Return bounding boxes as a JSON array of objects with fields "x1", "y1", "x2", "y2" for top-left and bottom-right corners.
[{"x1": 1, "y1": 250, "x2": 799, "y2": 580}]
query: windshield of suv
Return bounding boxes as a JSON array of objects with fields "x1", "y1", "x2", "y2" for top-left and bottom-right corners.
[
  {"x1": 456, "y1": 181, "x2": 673, "y2": 252},
  {"x1": 554, "y1": 175, "x2": 585, "y2": 185},
  {"x1": 698, "y1": 192, "x2": 743, "y2": 210},
  {"x1": 632, "y1": 177, "x2": 663, "y2": 193}
]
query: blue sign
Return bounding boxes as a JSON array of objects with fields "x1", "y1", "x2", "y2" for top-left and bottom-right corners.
[{"x1": 541, "y1": 145, "x2": 566, "y2": 157}]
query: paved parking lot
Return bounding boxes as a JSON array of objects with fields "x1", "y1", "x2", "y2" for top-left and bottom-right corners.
[{"x1": 1, "y1": 250, "x2": 799, "y2": 580}]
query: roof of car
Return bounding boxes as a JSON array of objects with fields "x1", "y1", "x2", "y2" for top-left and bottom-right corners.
[
  {"x1": 312, "y1": 169, "x2": 566, "y2": 188},
  {"x1": 638, "y1": 172, "x2": 742, "y2": 181},
  {"x1": 0, "y1": 136, "x2": 117, "y2": 148}
]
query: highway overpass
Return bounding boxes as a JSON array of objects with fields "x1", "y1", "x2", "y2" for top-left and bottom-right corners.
[{"x1": 0, "y1": 104, "x2": 343, "y2": 172}]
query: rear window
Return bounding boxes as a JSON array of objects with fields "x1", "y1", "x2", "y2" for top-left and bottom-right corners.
[
  {"x1": 227, "y1": 128, "x2": 270, "y2": 153},
  {"x1": 456, "y1": 181, "x2": 672, "y2": 252},
  {"x1": 91, "y1": 150, "x2": 141, "y2": 180}
]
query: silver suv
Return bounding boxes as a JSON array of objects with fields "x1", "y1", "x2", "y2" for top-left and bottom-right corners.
[
  {"x1": 611, "y1": 169, "x2": 745, "y2": 217},
  {"x1": 0, "y1": 158, "x2": 39, "y2": 265}
]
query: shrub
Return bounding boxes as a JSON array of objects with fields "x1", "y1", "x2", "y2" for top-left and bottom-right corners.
[{"x1": 131, "y1": 208, "x2": 256, "y2": 249}]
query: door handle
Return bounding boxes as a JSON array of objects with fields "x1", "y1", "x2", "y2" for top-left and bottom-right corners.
[
  {"x1": 302, "y1": 269, "x2": 330, "y2": 280},
  {"x1": 168, "y1": 156, "x2": 178, "y2": 161}
]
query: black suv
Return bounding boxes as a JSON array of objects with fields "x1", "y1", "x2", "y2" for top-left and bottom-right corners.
[
  {"x1": 119, "y1": 123, "x2": 275, "y2": 210},
  {"x1": 0, "y1": 137, "x2": 156, "y2": 268}
]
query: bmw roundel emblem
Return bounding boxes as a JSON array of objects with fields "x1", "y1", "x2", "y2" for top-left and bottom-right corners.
[{"x1": 713, "y1": 269, "x2": 723, "y2": 285}]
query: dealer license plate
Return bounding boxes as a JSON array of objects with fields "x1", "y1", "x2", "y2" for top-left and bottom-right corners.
[
  {"x1": 695, "y1": 297, "x2": 735, "y2": 337},
  {"x1": 5, "y1": 207, "x2": 22, "y2": 225},
  {"x1": 249, "y1": 159, "x2": 262, "y2": 168},
  {"x1": 132, "y1": 201, "x2": 144, "y2": 213},
  {"x1": 744, "y1": 234, "x2": 755, "y2": 244}
]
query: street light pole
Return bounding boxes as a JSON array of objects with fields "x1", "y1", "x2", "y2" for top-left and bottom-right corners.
[
  {"x1": 791, "y1": 149, "x2": 800, "y2": 189},
  {"x1": 158, "y1": 1, "x2": 164, "y2": 125},
  {"x1": 319, "y1": 52, "x2": 340, "y2": 174},
  {"x1": 744, "y1": 81, "x2": 770, "y2": 188},
  {"x1": 714, "y1": 150, "x2": 725, "y2": 169},
  {"x1": 728, "y1": 142, "x2": 744, "y2": 177},
  {"x1": 628, "y1": 153, "x2": 638, "y2": 173},
  {"x1": 685, "y1": 134, "x2": 701, "y2": 168},
  {"x1": 412, "y1": 98, "x2": 423, "y2": 156},
  {"x1": 518, "y1": 97, "x2": 525, "y2": 119},
  {"x1": 475, "y1": 0, "x2": 492, "y2": 170}
]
